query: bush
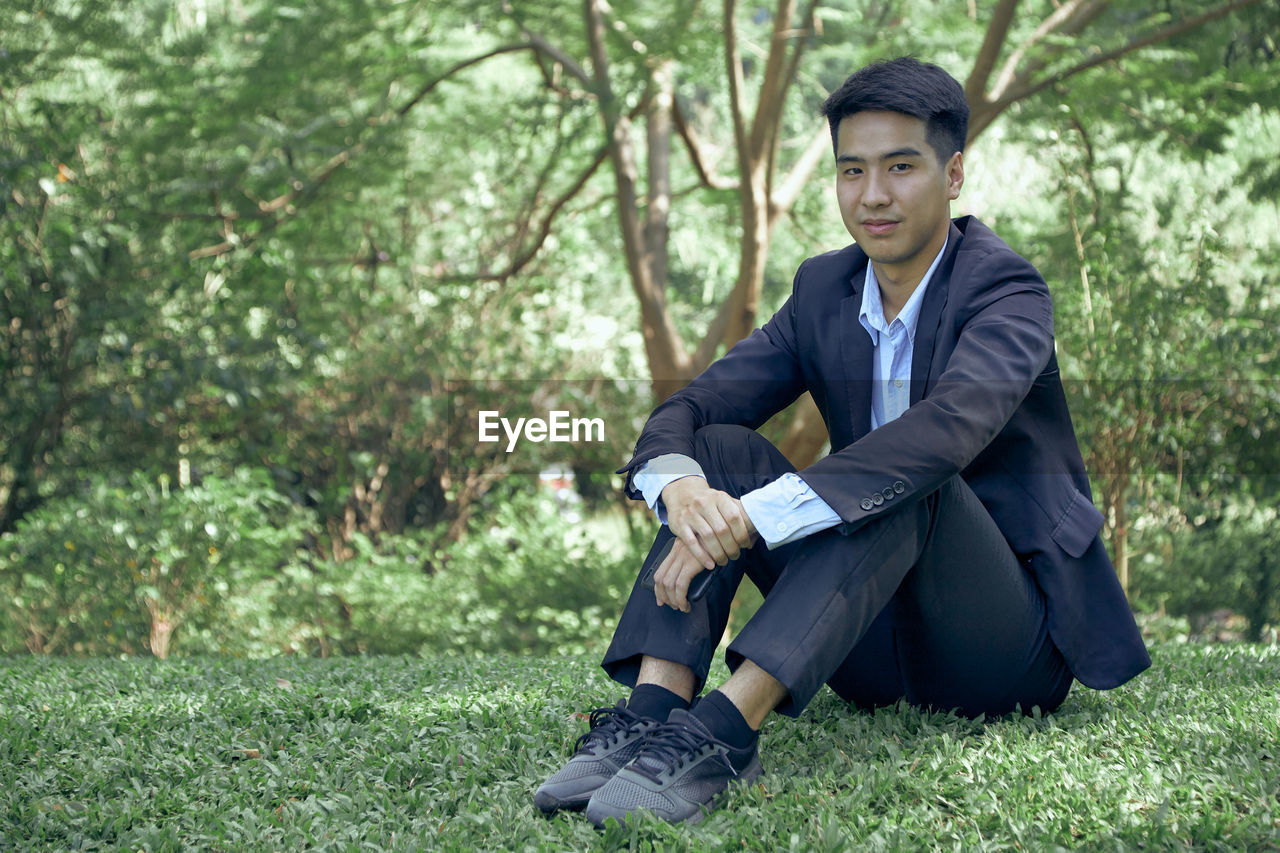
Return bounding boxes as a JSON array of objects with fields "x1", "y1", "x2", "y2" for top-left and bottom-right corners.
[
  {"x1": 265, "y1": 530, "x2": 441, "y2": 656},
  {"x1": 267, "y1": 490, "x2": 648, "y2": 656},
  {"x1": 1, "y1": 476, "x2": 651, "y2": 658},
  {"x1": 1136, "y1": 497, "x2": 1280, "y2": 641},
  {"x1": 0, "y1": 468, "x2": 313, "y2": 656},
  {"x1": 420, "y1": 491, "x2": 646, "y2": 655}
]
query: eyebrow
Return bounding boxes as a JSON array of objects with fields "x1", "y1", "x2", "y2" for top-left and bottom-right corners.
[{"x1": 836, "y1": 147, "x2": 925, "y2": 164}]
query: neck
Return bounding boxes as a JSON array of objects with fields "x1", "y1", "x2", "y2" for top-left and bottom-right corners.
[
  {"x1": 872, "y1": 224, "x2": 949, "y2": 322},
  {"x1": 872, "y1": 267, "x2": 917, "y2": 324}
]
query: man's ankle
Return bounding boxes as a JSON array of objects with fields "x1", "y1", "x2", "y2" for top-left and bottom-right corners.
[
  {"x1": 690, "y1": 689, "x2": 757, "y2": 751},
  {"x1": 627, "y1": 683, "x2": 689, "y2": 721}
]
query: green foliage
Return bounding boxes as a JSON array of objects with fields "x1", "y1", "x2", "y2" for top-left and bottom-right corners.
[
  {"x1": 2, "y1": 0, "x2": 1279, "y2": 652},
  {"x1": 977, "y1": 71, "x2": 1280, "y2": 600},
  {"x1": 0, "y1": 468, "x2": 312, "y2": 656},
  {"x1": 416, "y1": 492, "x2": 645, "y2": 656},
  {"x1": 1138, "y1": 498, "x2": 1280, "y2": 640},
  {"x1": 0, "y1": 478, "x2": 649, "y2": 658},
  {"x1": 0, "y1": 645, "x2": 1278, "y2": 849},
  {"x1": 267, "y1": 491, "x2": 648, "y2": 657}
]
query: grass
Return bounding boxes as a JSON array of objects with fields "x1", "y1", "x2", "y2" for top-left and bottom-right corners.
[{"x1": 1, "y1": 644, "x2": 1277, "y2": 851}]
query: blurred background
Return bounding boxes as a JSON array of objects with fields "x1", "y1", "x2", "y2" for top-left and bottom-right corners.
[{"x1": 2, "y1": 0, "x2": 1277, "y2": 658}]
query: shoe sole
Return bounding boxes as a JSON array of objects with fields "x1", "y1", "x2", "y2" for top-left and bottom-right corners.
[
  {"x1": 685, "y1": 754, "x2": 763, "y2": 826},
  {"x1": 586, "y1": 755, "x2": 764, "y2": 828},
  {"x1": 534, "y1": 790, "x2": 591, "y2": 814}
]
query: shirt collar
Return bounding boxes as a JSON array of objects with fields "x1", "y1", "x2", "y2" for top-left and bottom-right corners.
[{"x1": 858, "y1": 238, "x2": 949, "y2": 345}]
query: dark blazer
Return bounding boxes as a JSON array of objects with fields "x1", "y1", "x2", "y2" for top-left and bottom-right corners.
[{"x1": 620, "y1": 215, "x2": 1150, "y2": 690}]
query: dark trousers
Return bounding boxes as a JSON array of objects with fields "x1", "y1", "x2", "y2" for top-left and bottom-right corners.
[{"x1": 602, "y1": 425, "x2": 1073, "y2": 719}]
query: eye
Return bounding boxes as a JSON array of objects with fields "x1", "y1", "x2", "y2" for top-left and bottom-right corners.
[
  {"x1": 842, "y1": 167, "x2": 862, "y2": 177},
  {"x1": 889, "y1": 162, "x2": 912, "y2": 172}
]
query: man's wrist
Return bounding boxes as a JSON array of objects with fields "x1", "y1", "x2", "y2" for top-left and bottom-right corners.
[{"x1": 633, "y1": 454, "x2": 706, "y2": 517}]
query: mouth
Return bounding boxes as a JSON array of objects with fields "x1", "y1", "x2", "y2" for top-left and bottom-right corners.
[{"x1": 860, "y1": 219, "x2": 900, "y2": 236}]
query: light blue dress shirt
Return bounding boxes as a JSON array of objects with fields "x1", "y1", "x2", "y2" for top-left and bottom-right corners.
[{"x1": 634, "y1": 240, "x2": 948, "y2": 548}]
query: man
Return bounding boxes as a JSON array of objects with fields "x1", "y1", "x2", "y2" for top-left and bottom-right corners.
[{"x1": 534, "y1": 57, "x2": 1149, "y2": 827}]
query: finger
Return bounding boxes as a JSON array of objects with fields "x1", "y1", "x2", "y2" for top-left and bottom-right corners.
[
  {"x1": 656, "y1": 543, "x2": 702, "y2": 612},
  {"x1": 689, "y1": 513, "x2": 731, "y2": 565},
  {"x1": 668, "y1": 556, "x2": 701, "y2": 613},
  {"x1": 723, "y1": 503, "x2": 754, "y2": 550},
  {"x1": 707, "y1": 518, "x2": 740, "y2": 564},
  {"x1": 678, "y1": 546, "x2": 712, "y2": 612},
  {"x1": 678, "y1": 496, "x2": 732, "y2": 566},
  {"x1": 653, "y1": 547, "x2": 679, "y2": 608},
  {"x1": 672, "y1": 522, "x2": 717, "y2": 570},
  {"x1": 690, "y1": 515, "x2": 734, "y2": 566},
  {"x1": 700, "y1": 495, "x2": 755, "y2": 561}
]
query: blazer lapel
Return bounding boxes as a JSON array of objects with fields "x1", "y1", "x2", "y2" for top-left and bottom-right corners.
[
  {"x1": 840, "y1": 264, "x2": 874, "y2": 439},
  {"x1": 910, "y1": 221, "x2": 963, "y2": 405}
]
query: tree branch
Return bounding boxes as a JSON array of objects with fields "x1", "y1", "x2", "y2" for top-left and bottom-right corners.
[
  {"x1": 188, "y1": 145, "x2": 361, "y2": 259},
  {"x1": 764, "y1": 0, "x2": 819, "y2": 197},
  {"x1": 964, "y1": 0, "x2": 1022, "y2": 104},
  {"x1": 769, "y1": 121, "x2": 830, "y2": 222},
  {"x1": 644, "y1": 60, "x2": 675, "y2": 293},
  {"x1": 672, "y1": 100, "x2": 738, "y2": 191},
  {"x1": 189, "y1": 40, "x2": 561, "y2": 261},
  {"x1": 988, "y1": 0, "x2": 1103, "y2": 101},
  {"x1": 1000, "y1": 0, "x2": 1263, "y2": 109},
  {"x1": 584, "y1": 0, "x2": 691, "y2": 383},
  {"x1": 723, "y1": 0, "x2": 750, "y2": 163},
  {"x1": 524, "y1": 31, "x2": 594, "y2": 87},
  {"x1": 749, "y1": 0, "x2": 799, "y2": 162},
  {"x1": 396, "y1": 42, "x2": 535, "y2": 119}
]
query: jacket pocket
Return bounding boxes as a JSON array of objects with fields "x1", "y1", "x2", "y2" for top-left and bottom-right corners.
[{"x1": 1050, "y1": 488, "x2": 1105, "y2": 558}]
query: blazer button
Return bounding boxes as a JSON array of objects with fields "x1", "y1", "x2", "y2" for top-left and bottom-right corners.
[
  {"x1": 882, "y1": 487, "x2": 895, "y2": 501},
  {"x1": 893, "y1": 481, "x2": 905, "y2": 494},
  {"x1": 860, "y1": 498, "x2": 874, "y2": 511},
  {"x1": 872, "y1": 493, "x2": 884, "y2": 506}
]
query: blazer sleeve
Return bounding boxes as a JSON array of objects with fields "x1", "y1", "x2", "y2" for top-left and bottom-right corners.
[
  {"x1": 616, "y1": 270, "x2": 812, "y2": 498},
  {"x1": 799, "y1": 260, "x2": 1056, "y2": 528}
]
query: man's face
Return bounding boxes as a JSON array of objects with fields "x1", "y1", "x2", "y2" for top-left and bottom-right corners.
[{"x1": 834, "y1": 110, "x2": 964, "y2": 284}]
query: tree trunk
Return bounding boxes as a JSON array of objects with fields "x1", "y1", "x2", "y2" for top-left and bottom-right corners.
[
  {"x1": 147, "y1": 605, "x2": 177, "y2": 659},
  {"x1": 777, "y1": 394, "x2": 828, "y2": 466},
  {"x1": 1106, "y1": 482, "x2": 1130, "y2": 597},
  {"x1": 722, "y1": 113, "x2": 772, "y2": 349}
]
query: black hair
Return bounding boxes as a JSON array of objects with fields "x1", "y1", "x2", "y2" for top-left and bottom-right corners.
[{"x1": 821, "y1": 57, "x2": 969, "y2": 164}]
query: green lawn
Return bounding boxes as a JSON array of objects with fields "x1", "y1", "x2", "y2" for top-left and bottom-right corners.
[{"x1": 1, "y1": 644, "x2": 1277, "y2": 851}]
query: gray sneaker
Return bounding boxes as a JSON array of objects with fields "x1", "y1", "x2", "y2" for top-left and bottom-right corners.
[
  {"x1": 585, "y1": 708, "x2": 762, "y2": 827},
  {"x1": 534, "y1": 699, "x2": 660, "y2": 813}
]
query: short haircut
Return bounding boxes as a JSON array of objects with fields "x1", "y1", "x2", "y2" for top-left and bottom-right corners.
[{"x1": 821, "y1": 57, "x2": 969, "y2": 164}]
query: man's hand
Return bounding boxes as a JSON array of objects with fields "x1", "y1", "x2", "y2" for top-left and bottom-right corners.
[
  {"x1": 652, "y1": 537, "x2": 711, "y2": 612},
  {"x1": 655, "y1": 476, "x2": 757, "y2": 611}
]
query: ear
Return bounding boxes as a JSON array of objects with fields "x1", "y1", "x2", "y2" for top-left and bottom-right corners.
[{"x1": 946, "y1": 151, "x2": 964, "y2": 200}]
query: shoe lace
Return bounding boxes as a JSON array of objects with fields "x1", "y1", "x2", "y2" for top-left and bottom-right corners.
[
  {"x1": 628, "y1": 719, "x2": 734, "y2": 784},
  {"x1": 572, "y1": 702, "x2": 649, "y2": 756}
]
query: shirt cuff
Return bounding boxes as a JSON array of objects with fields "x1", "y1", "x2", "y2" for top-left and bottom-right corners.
[
  {"x1": 632, "y1": 454, "x2": 707, "y2": 524},
  {"x1": 740, "y1": 472, "x2": 843, "y2": 548}
]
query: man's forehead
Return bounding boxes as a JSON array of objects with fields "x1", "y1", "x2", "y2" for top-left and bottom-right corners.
[{"x1": 835, "y1": 110, "x2": 929, "y2": 153}]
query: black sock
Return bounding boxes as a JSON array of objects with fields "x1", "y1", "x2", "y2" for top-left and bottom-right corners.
[
  {"x1": 627, "y1": 683, "x2": 689, "y2": 721},
  {"x1": 691, "y1": 689, "x2": 758, "y2": 751}
]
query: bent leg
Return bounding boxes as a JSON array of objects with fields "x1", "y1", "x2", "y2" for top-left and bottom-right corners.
[
  {"x1": 732, "y1": 476, "x2": 1071, "y2": 719},
  {"x1": 601, "y1": 425, "x2": 802, "y2": 693},
  {"x1": 891, "y1": 477, "x2": 1072, "y2": 717},
  {"x1": 604, "y1": 427, "x2": 1070, "y2": 721},
  {"x1": 825, "y1": 477, "x2": 1072, "y2": 718}
]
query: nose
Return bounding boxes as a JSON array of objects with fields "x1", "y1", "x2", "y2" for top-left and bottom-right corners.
[{"x1": 862, "y1": 172, "x2": 890, "y2": 208}]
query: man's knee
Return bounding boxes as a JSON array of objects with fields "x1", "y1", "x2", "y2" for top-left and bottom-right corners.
[
  {"x1": 689, "y1": 424, "x2": 796, "y2": 497},
  {"x1": 691, "y1": 424, "x2": 760, "y2": 461}
]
